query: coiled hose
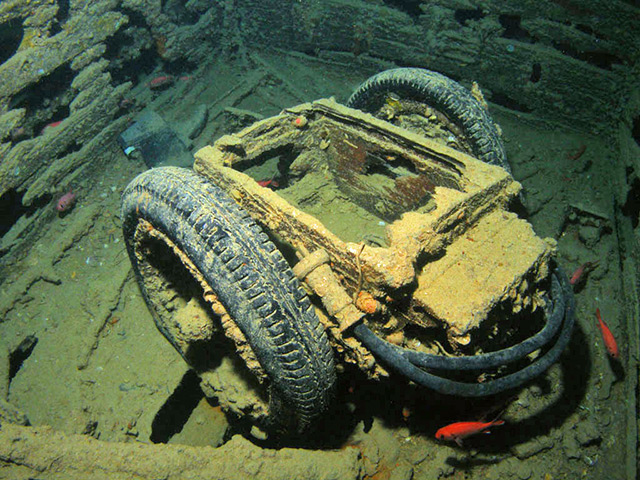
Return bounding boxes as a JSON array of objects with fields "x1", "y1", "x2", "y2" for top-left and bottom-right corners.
[{"x1": 353, "y1": 266, "x2": 575, "y2": 396}]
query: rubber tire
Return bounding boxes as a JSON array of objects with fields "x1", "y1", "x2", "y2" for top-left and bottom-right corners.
[
  {"x1": 346, "y1": 67, "x2": 510, "y2": 171},
  {"x1": 121, "y1": 167, "x2": 336, "y2": 434}
]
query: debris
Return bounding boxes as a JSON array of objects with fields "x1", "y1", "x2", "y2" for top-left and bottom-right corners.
[
  {"x1": 512, "y1": 436, "x2": 554, "y2": 459},
  {"x1": 575, "y1": 419, "x2": 601, "y2": 446},
  {"x1": 118, "y1": 110, "x2": 192, "y2": 168}
]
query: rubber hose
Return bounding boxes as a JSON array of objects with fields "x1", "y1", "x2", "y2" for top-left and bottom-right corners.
[
  {"x1": 353, "y1": 267, "x2": 575, "y2": 397},
  {"x1": 393, "y1": 271, "x2": 566, "y2": 371}
]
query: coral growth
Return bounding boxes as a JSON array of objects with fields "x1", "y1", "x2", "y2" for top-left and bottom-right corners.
[{"x1": 355, "y1": 291, "x2": 380, "y2": 314}]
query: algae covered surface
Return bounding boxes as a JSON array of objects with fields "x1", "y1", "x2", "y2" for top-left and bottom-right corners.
[{"x1": 0, "y1": 1, "x2": 637, "y2": 478}]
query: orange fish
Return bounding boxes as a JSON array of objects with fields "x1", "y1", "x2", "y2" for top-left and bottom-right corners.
[
  {"x1": 569, "y1": 261, "x2": 598, "y2": 286},
  {"x1": 596, "y1": 308, "x2": 619, "y2": 359},
  {"x1": 435, "y1": 419, "x2": 505, "y2": 447}
]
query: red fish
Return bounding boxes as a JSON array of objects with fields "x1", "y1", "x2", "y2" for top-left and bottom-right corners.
[
  {"x1": 435, "y1": 419, "x2": 505, "y2": 447},
  {"x1": 257, "y1": 179, "x2": 279, "y2": 188},
  {"x1": 569, "y1": 261, "x2": 598, "y2": 286},
  {"x1": 148, "y1": 75, "x2": 175, "y2": 90},
  {"x1": 41, "y1": 120, "x2": 63, "y2": 135},
  {"x1": 596, "y1": 308, "x2": 619, "y2": 359},
  {"x1": 567, "y1": 144, "x2": 586, "y2": 160},
  {"x1": 56, "y1": 190, "x2": 76, "y2": 213}
]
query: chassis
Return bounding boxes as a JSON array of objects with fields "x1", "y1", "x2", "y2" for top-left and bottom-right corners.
[{"x1": 121, "y1": 69, "x2": 574, "y2": 436}]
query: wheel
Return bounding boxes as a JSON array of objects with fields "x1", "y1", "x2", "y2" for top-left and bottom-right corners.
[
  {"x1": 346, "y1": 67, "x2": 510, "y2": 171},
  {"x1": 121, "y1": 167, "x2": 336, "y2": 435}
]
